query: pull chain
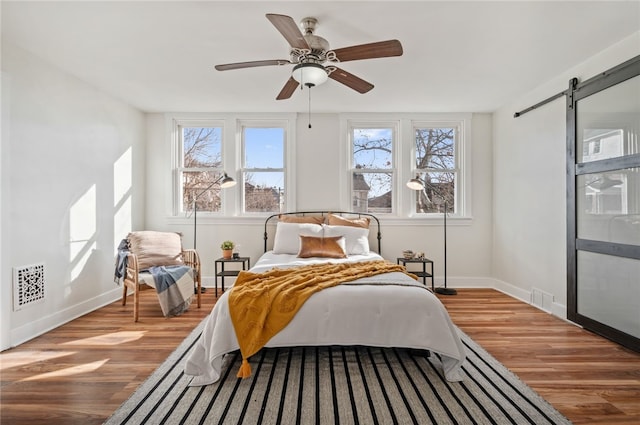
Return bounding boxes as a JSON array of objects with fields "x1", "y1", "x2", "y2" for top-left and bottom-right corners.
[{"x1": 307, "y1": 84, "x2": 312, "y2": 128}]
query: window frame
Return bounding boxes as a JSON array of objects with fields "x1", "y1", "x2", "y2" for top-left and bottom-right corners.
[
  {"x1": 340, "y1": 113, "x2": 472, "y2": 221},
  {"x1": 347, "y1": 120, "x2": 399, "y2": 215},
  {"x1": 238, "y1": 119, "x2": 289, "y2": 215},
  {"x1": 171, "y1": 118, "x2": 227, "y2": 217},
  {"x1": 411, "y1": 120, "x2": 466, "y2": 217},
  {"x1": 168, "y1": 113, "x2": 297, "y2": 220}
]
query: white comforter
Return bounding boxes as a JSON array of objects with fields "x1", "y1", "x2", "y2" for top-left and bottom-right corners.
[{"x1": 184, "y1": 252, "x2": 466, "y2": 385}]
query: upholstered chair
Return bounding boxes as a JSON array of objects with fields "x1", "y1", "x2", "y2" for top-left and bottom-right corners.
[{"x1": 121, "y1": 231, "x2": 201, "y2": 322}]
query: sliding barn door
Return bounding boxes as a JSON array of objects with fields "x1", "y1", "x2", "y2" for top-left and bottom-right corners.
[{"x1": 567, "y1": 56, "x2": 640, "y2": 352}]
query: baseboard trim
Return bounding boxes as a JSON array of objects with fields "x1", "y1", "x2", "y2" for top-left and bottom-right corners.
[
  {"x1": 9, "y1": 287, "x2": 123, "y2": 349},
  {"x1": 489, "y1": 277, "x2": 567, "y2": 320},
  {"x1": 434, "y1": 276, "x2": 568, "y2": 320},
  {"x1": 7, "y1": 275, "x2": 569, "y2": 349}
]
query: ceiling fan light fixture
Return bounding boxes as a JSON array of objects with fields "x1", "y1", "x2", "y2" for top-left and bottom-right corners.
[{"x1": 291, "y1": 63, "x2": 328, "y2": 87}]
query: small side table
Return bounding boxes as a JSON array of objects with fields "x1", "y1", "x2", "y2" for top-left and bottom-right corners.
[
  {"x1": 214, "y1": 257, "x2": 250, "y2": 297},
  {"x1": 397, "y1": 257, "x2": 434, "y2": 292}
]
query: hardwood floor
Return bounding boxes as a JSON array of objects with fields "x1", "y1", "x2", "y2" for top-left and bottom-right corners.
[
  {"x1": 1, "y1": 288, "x2": 638, "y2": 424},
  {"x1": 439, "y1": 289, "x2": 640, "y2": 425},
  {"x1": 0, "y1": 287, "x2": 216, "y2": 425}
]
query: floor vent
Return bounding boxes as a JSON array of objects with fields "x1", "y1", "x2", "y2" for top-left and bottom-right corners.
[
  {"x1": 531, "y1": 287, "x2": 553, "y2": 313},
  {"x1": 13, "y1": 263, "x2": 45, "y2": 311}
]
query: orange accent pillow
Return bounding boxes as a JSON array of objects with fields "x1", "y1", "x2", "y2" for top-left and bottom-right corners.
[
  {"x1": 297, "y1": 235, "x2": 347, "y2": 258},
  {"x1": 327, "y1": 214, "x2": 370, "y2": 228},
  {"x1": 279, "y1": 215, "x2": 325, "y2": 225}
]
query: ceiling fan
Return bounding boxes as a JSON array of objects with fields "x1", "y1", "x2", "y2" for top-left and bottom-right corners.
[{"x1": 214, "y1": 14, "x2": 404, "y2": 100}]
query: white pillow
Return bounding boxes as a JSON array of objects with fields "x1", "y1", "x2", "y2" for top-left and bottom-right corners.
[
  {"x1": 272, "y1": 222, "x2": 323, "y2": 254},
  {"x1": 322, "y1": 224, "x2": 370, "y2": 255}
]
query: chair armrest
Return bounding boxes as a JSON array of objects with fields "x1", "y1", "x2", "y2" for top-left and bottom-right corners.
[
  {"x1": 182, "y1": 249, "x2": 201, "y2": 273},
  {"x1": 183, "y1": 250, "x2": 202, "y2": 303},
  {"x1": 124, "y1": 252, "x2": 140, "y2": 285}
]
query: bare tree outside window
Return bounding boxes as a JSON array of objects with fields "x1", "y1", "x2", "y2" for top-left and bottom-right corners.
[
  {"x1": 351, "y1": 128, "x2": 394, "y2": 213},
  {"x1": 245, "y1": 183, "x2": 283, "y2": 212},
  {"x1": 415, "y1": 127, "x2": 456, "y2": 214},
  {"x1": 180, "y1": 126, "x2": 223, "y2": 213}
]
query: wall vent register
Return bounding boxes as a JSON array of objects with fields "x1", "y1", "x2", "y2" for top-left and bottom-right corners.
[{"x1": 13, "y1": 263, "x2": 45, "y2": 311}]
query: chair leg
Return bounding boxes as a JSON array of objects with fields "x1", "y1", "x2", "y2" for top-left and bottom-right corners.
[
  {"x1": 133, "y1": 284, "x2": 139, "y2": 322},
  {"x1": 122, "y1": 284, "x2": 128, "y2": 306},
  {"x1": 196, "y1": 279, "x2": 201, "y2": 309}
]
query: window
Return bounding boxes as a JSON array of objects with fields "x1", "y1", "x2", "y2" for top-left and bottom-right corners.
[
  {"x1": 176, "y1": 122, "x2": 226, "y2": 214},
  {"x1": 413, "y1": 125, "x2": 459, "y2": 214},
  {"x1": 349, "y1": 125, "x2": 396, "y2": 214},
  {"x1": 170, "y1": 114, "x2": 295, "y2": 218},
  {"x1": 241, "y1": 123, "x2": 286, "y2": 213},
  {"x1": 342, "y1": 114, "x2": 470, "y2": 219}
]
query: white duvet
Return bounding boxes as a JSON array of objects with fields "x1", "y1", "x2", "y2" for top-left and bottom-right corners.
[{"x1": 184, "y1": 252, "x2": 466, "y2": 385}]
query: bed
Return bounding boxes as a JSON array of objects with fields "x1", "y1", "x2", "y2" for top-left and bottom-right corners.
[{"x1": 184, "y1": 211, "x2": 466, "y2": 386}]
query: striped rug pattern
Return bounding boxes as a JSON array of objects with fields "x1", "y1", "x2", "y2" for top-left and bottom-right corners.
[{"x1": 105, "y1": 322, "x2": 571, "y2": 425}]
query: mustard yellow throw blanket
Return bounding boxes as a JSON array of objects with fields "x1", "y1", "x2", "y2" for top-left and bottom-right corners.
[{"x1": 228, "y1": 260, "x2": 416, "y2": 378}]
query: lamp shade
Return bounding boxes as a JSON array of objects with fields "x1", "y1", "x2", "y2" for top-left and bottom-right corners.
[
  {"x1": 291, "y1": 63, "x2": 329, "y2": 86},
  {"x1": 220, "y1": 173, "x2": 237, "y2": 188},
  {"x1": 406, "y1": 176, "x2": 424, "y2": 191}
]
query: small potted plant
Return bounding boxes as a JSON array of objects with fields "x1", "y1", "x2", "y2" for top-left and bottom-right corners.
[{"x1": 220, "y1": 240, "x2": 235, "y2": 259}]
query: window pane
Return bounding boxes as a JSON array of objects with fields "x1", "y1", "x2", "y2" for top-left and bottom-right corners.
[
  {"x1": 244, "y1": 171, "x2": 284, "y2": 213},
  {"x1": 183, "y1": 171, "x2": 225, "y2": 213},
  {"x1": 577, "y1": 75, "x2": 640, "y2": 163},
  {"x1": 415, "y1": 127, "x2": 455, "y2": 170},
  {"x1": 352, "y1": 128, "x2": 393, "y2": 169},
  {"x1": 580, "y1": 129, "x2": 624, "y2": 163},
  {"x1": 413, "y1": 172, "x2": 455, "y2": 213},
  {"x1": 352, "y1": 172, "x2": 392, "y2": 213},
  {"x1": 244, "y1": 127, "x2": 284, "y2": 168},
  {"x1": 578, "y1": 251, "x2": 640, "y2": 338},
  {"x1": 577, "y1": 168, "x2": 640, "y2": 245},
  {"x1": 182, "y1": 127, "x2": 222, "y2": 168}
]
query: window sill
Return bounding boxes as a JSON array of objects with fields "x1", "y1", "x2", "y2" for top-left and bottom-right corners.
[{"x1": 166, "y1": 215, "x2": 473, "y2": 227}]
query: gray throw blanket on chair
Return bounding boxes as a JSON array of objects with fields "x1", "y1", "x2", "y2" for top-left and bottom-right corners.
[
  {"x1": 148, "y1": 265, "x2": 194, "y2": 317},
  {"x1": 114, "y1": 239, "x2": 130, "y2": 284},
  {"x1": 114, "y1": 238, "x2": 194, "y2": 317}
]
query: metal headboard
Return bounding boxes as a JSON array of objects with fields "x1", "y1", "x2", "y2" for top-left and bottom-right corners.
[{"x1": 263, "y1": 211, "x2": 382, "y2": 254}]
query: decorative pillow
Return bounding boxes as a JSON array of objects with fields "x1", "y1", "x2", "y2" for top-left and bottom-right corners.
[
  {"x1": 298, "y1": 235, "x2": 346, "y2": 258},
  {"x1": 272, "y1": 222, "x2": 323, "y2": 254},
  {"x1": 279, "y1": 215, "x2": 325, "y2": 225},
  {"x1": 327, "y1": 214, "x2": 370, "y2": 228},
  {"x1": 127, "y1": 231, "x2": 184, "y2": 270},
  {"x1": 322, "y1": 224, "x2": 370, "y2": 255}
]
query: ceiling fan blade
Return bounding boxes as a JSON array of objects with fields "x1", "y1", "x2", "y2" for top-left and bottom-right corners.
[
  {"x1": 266, "y1": 14, "x2": 310, "y2": 50},
  {"x1": 332, "y1": 40, "x2": 403, "y2": 62},
  {"x1": 215, "y1": 59, "x2": 291, "y2": 71},
  {"x1": 276, "y1": 77, "x2": 300, "y2": 100},
  {"x1": 329, "y1": 67, "x2": 374, "y2": 94}
]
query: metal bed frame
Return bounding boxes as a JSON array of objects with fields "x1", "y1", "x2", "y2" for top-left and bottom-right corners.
[{"x1": 263, "y1": 211, "x2": 382, "y2": 254}]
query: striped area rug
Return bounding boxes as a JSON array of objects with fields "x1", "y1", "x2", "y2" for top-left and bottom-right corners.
[{"x1": 105, "y1": 321, "x2": 571, "y2": 425}]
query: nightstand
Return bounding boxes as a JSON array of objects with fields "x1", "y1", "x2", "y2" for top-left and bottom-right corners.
[
  {"x1": 397, "y1": 257, "x2": 434, "y2": 292},
  {"x1": 214, "y1": 256, "x2": 250, "y2": 297}
]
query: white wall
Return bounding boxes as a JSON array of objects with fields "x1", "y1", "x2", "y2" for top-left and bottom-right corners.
[
  {"x1": 144, "y1": 112, "x2": 494, "y2": 288},
  {"x1": 0, "y1": 42, "x2": 146, "y2": 349},
  {"x1": 6, "y1": 31, "x2": 635, "y2": 349},
  {"x1": 492, "y1": 31, "x2": 640, "y2": 318}
]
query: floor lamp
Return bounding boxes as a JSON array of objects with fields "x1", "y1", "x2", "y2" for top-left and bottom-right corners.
[
  {"x1": 192, "y1": 172, "x2": 236, "y2": 250},
  {"x1": 192, "y1": 172, "x2": 236, "y2": 293},
  {"x1": 407, "y1": 175, "x2": 457, "y2": 295}
]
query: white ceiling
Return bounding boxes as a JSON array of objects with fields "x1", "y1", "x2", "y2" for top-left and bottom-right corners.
[{"x1": 2, "y1": 1, "x2": 639, "y2": 113}]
